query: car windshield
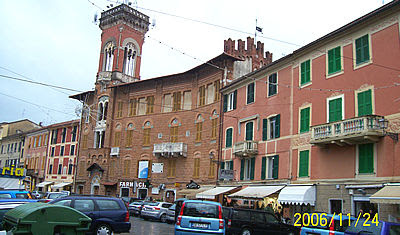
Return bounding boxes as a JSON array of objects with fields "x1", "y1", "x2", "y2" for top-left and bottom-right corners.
[
  {"x1": 130, "y1": 202, "x2": 142, "y2": 205},
  {"x1": 147, "y1": 202, "x2": 159, "y2": 206},
  {"x1": 182, "y1": 202, "x2": 219, "y2": 218},
  {"x1": 48, "y1": 193, "x2": 67, "y2": 199},
  {"x1": 345, "y1": 218, "x2": 382, "y2": 234}
]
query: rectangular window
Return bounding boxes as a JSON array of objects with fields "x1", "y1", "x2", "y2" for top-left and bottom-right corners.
[
  {"x1": 300, "y1": 107, "x2": 310, "y2": 133},
  {"x1": 225, "y1": 128, "x2": 233, "y2": 148},
  {"x1": 72, "y1": 126, "x2": 77, "y2": 142},
  {"x1": 198, "y1": 86, "x2": 206, "y2": 107},
  {"x1": 269, "y1": 115, "x2": 280, "y2": 139},
  {"x1": 328, "y1": 97, "x2": 343, "y2": 122},
  {"x1": 168, "y1": 159, "x2": 176, "y2": 177},
  {"x1": 261, "y1": 155, "x2": 279, "y2": 180},
  {"x1": 117, "y1": 101, "x2": 123, "y2": 118},
  {"x1": 143, "y1": 129, "x2": 150, "y2": 146},
  {"x1": 51, "y1": 147, "x2": 55, "y2": 157},
  {"x1": 240, "y1": 158, "x2": 255, "y2": 180},
  {"x1": 247, "y1": 82, "x2": 255, "y2": 104},
  {"x1": 82, "y1": 135, "x2": 88, "y2": 149},
  {"x1": 70, "y1": 145, "x2": 75, "y2": 156},
  {"x1": 208, "y1": 159, "x2": 215, "y2": 178},
  {"x1": 33, "y1": 137, "x2": 37, "y2": 148},
  {"x1": 355, "y1": 34, "x2": 370, "y2": 65},
  {"x1": 123, "y1": 160, "x2": 131, "y2": 177},
  {"x1": 114, "y1": 132, "x2": 121, "y2": 147},
  {"x1": 58, "y1": 164, "x2": 62, "y2": 174},
  {"x1": 328, "y1": 46, "x2": 342, "y2": 74},
  {"x1": 300, "y1": 60, "x2": 311, "y2": 85},
  {"x1": 60, "y1": 146, "x2": 64, "y2": 156},
  {"x1": 245, "y1": 122, "x2": 254, "y2": 141},
  {"x1": 173, "y1": 92, "x2": 181, "y2": 111},
  {"x1": 268, "y1": 73, "x2": 277, "y2": 96},
  {"x1": 206, "y1": 83, "x2": 215, "y2": 105},
  {"x1": 170, "y1": 127, "x2": 178, "y2": 143},
  {"x1": 163, "y1": 94, "x2": 173, "y2": 112},
  {"x1": 224, "y1": 90, "x2": 237, "y2": 112},
  {"x1": 38, "y1": 136, "x2": 42, "y2": 147},
  {"x1": 358, "y1": 89, "x2": 372, "y2": 116},
  {"x1": 195, "y1": 122, "x2": 202, "y2": 142},
  {"x1": 262, "y1": 119, "x2": 268, "y2": 141},
  {"x1": 214, "y1": 80, "x2": 220, "y2": 102},
  {"x1": 299, "y1": 150, "x2": 309, "y2": 177},
  {"x1": 359, "y1": 143, "x2": 374, "y2": 174},
  {"x1": 137, "y1": 97, "x2": 146, "y2": 115},
  {"x1": 146, "y1": 96, "x2": 155, "y2": 114},
  {"x1": 62, "y1": 128, "x2": 66, "y2": 143},
  {"x1": 129, "y1": 98, "x2": 137, "y2": 116},
  {"x1": 126, "y1": 130, "x2": 133, "y2": 147},
  {"x1": 183, "y1": 91, "x2": 192, "y2": 110},
  {"x1": 68, "y1": 164, "x2": 73, "y2": 175},
  {"x1": 193, "y1": 158, "x2": 200, "y2": 178},
  {"x1": 48, "y1": 164, "x2": 53, "y2": 174},
  {"x1": 211, "y1": 119, "x2": 217, "y2": 139}
]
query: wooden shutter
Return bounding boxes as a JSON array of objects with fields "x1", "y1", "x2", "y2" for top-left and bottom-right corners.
[
  {"x1": 356, "y1": 37, "x2": 362, "y2": 64},
  {"x1": 275, "y1": 114, "x2": 280, "y2": 138},
  {"x1": 301, "y1": 60, "x2": 310, "y2": 85},
  {"x1": 173, "y1": 92, "x2": 181, "y2": 111},
  {"x1": 262, "y1": 119, "x2": 268, "y2": 141},
  {"x1": 114, "y1": 132, "x2": 121, "y2": 147},
  {"x1": 261, "y1": 157, "x2": 266, "y2": 180},
  {"x1": 229, "y1": 160, "x2": 233, "y2": 170},
  {"x1": 240, "y1": 159, "x2": 244, "y2": 180},
  {"x1": 272, "y1": 155, "x2": 279, "y2": 179},
  {"x1": 250, "y1": 158, "x2": 255, "y2": 180},
  {"x1": 220, "y1": 161, "x2": 225, "y2": 170},
  {"x1": 358, "y1": 90, "x2": 372, "y2": 116},
  {"x1": 214, "y1": 80, "x2": 220, "y2": 101},
  {"x1": 329, "y1": 98, "x2": 342, "y2": 122},
  {"x1": 245, "y1": 122, "x2": 253, "y2": 141},
  {"x1": 143, "y1": 128, "x2": 150, "y2": 146},
  {"x1": 247, "y1": 83, "x2": 254, "y2": 104},
  {"x1": 196, "y1": 123, "x2": 202, "y2": 141},
  {"x1": 335, "y1": 47, "x2": 341, "y2": 72},
  {"x1": 299, "y1": 150, "x2": 309, "y2": 177},
  {"x1": 362, "y1": 35, "x2": 370, "y2": 63},
  {"x1": 226, "y1": 128, "x2": 232, "y2": 148},
  {"x1": 359, "y1": 144, "x2": 373, "y2": 174},
  {"x1": 300, "y1": 108, "x2": 310, "y2": 133},
  {"x1": 211, "y1": 119, "x2": 217, "y2": 139},
  {"x1": 233, "y1": 90, "x2": 237, "y2": 110},
  {"x1": 328, "y1": 49, "x2": 334, "y2": 74},
  {"x1": 223, "y1": 95, "x2": 228, "y2": 112},
  {"x1": 117, "y1": 101, "x2": 123, "y2": 118}
]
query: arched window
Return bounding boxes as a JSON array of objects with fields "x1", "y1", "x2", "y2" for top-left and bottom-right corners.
[
  {"x1": 123, "y1": 43, "x2": 137, "y2": 76},
  {"x1": 97, "y1": 97, "x2": 109, "y2": 122},
  {"x1": 104, "y1": 42, "x2": 114, "y2": 71},
  {"x1": 143, "y1": 121, "x2": 151, "y2": 146},
  {"x1": 170, "y1": 119, "x2": 179, "y2": 143},
  {"x1": 195, "y1": 115, "x2": 203, "y2": 142}
]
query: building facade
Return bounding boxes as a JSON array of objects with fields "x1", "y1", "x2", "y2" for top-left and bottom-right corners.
[
  {"x1": 221, "y1": 1, "x2": 400, "y2": 222},
  {"x1": 44, "y1": 120, "x2": 79, "y2": 192},
  {"x1": 71, "y1": 3, "x2": 272, "y2": 201}
]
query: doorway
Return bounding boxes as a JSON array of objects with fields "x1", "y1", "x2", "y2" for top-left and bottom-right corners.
[{"x1": 138, "y1": 188, "x2": 147, "y2": 199}]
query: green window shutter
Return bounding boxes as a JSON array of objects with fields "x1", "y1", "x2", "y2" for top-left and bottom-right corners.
[
  {"x1": 301, "y1": 62, "x2": 306, "y2": 85},
  {"x1": 226, "y1": 128, "x2": 232, "y2": 148},
  {"x1": 358, "y1": 90, "x2": 372, "y2": 116},
  {"x1": 329, "y1": 98, "x2": 342, "y2": 122},
  {"x1": 299, "y1": 150, "x2": 309, "y2": 177},
  {"x1": 245, "y1": 122, "x2": 254, "y2": 141},
  {"x1": 229, "y1": 160, "x2": 233, "y2": 170},
  {"x1": 306, "y1": 60, "x2": 311, "y2": 83},
  {"x1": 301, "y1": 60, "x2": 311, "y2": 85},
  {"x1": 240, "y1": 159, "x2": 244, "y2": 180},
  {"x1": 328, "y1": 49, "x2": 334, "y2": 74},
  {"x1": 262, "y1": 119, "x2": 268, "y2": 141},
  {"x1": 272, "y1": 155, "x2": 279, "y2": 179},
  {"x1": 261, "y1": 157, "x2": 266, "y2": 180},
  {"x1": 247, "y1": 83, "x2": 254, "y2": 104},
  {"x1": 250, "y1": 158, "x2": 255, "y2": 180},
  {"x1": 328, "y1": 47, "x2": 341, "y2": 74},
  {"x1": 275, "y1": 114, "x2": 280, "y2": 138},
  {"x1": 363, "y1": 35, "x2": 370, "y2": 63},
  {"x1": 356, "y1": 35, "x2": 370, "y2": 65},
  {"x1": 300, "y1": 107, "x2": 310, "y2": 133},
  {"x1": 358, "y1": 91, "x2": 365, "y2": 116},
  {"x1": 233, "y1": 90, "x2": 237, "y2": 110},
  {"x1": 355, "y1": 37, "x2": 362, "y2": 64},
  {"x1": 335, "y1": 47, "x2": 341, "y2": 72},
  {"x1": 220, "y1": 161, "x2": 225, "y2": 170},
  {"x1": 359, "y1": 144, "x2": 374, "y2": 174},
  {"x1": 223, "y1": 94, "x2": 228, "y2": 112}
]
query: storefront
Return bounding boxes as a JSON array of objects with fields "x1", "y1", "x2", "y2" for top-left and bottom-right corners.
[
  {"x1": 196, "y1": 186, "x2": 240, "y2": 204},
  {"x1": 370, "y1": 184, "x2": 400, "y2": 222},
  {"x1": 36, "y1": 181, "x2": 54, "y2": 192},
  {"x1": 228, "y1": 185, "x2": 284, "y2": 210},
  {"x1": 278, "y1": 185, "x2": 316, "y2": 223},
  {"x1": 52, "y1": 182, "x2": 72, "y2": 192}
]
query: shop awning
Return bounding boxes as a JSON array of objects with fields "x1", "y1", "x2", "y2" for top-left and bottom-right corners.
[
  {"x1": 177, "y1": 186, "x2": 215, "y2": 199},
  {"x1": 196, "y1": 187, "x2": 238, "y2": 199},
  {"x1": 52, "y1": 182, "x2": 72, "y2": 189},
  {"x1": 370, "y1": 185, "x2": 400, "y2": 204},
  {"x1": 278, "y1": 185, "x2": 316, "y2": 206},
  {"x1": 228, "y1": 185, "x2": 284, "y2": 199},
  {"x1": 36, "y1": 181, "x2": 54, "y2": 187}
]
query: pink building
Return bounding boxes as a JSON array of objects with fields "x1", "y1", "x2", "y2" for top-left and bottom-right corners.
[{"x1": 221, "y1": 1, "x2": 400, "y2": 221}]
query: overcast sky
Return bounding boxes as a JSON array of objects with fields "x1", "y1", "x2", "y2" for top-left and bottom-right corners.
[{"x1": 0, "y1": 0, "x2": 390, "y2": 125}]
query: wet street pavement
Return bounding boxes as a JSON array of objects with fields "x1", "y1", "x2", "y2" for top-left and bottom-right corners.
[{"x1": 121, "y1": 216, "x2": 175, "y2": 234}]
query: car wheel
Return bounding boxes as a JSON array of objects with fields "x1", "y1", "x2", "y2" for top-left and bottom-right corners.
[
  {"x1": 241, "y1": 228, "x2": 252, "y2": 235},
  {"x1": 160, "y1": 214, "x2": 167, "y2": 223},
  {"x1": 96, "y1": 224, "x2": 113, "y2": 235}
]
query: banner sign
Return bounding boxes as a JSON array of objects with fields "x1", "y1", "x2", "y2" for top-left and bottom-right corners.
[{"x1": 138, "y1": 161, "x2": 149, "y2": 179}]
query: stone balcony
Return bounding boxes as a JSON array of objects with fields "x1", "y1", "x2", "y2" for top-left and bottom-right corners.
[
  {"x1": 233, "y1": 141, "x2": 258, "y2": 157},
  {"x1": 153, "y1": 143, "x2": 187, "y2": 158},
  {"x1": 97, "y1": 71, "x2": 140, "y2": 84},
  {"x1": 310, "y1": 115, "x2": 387, "y2": 146}
]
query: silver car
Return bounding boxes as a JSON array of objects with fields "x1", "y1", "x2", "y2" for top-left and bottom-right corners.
[
  {"x1": 165, "y1": 204, "x2": 176, "y2": 224},
  {"x1": 140, "y1": 202, "x2": 172, "y2": 222}
]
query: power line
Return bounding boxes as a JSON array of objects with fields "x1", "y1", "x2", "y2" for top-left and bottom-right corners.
[{"x1": 0, "y1": 74, "x2": 84, "y2": 93}]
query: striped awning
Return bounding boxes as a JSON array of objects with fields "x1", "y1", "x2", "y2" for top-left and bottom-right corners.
[{"x1": 370, "y1": 185, "x2": 400, "y2": 204}]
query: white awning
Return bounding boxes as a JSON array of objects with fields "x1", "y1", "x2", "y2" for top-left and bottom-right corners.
[
  {"x1": 370, "y1": 185, "x2": 400, "y2": 204},
  {"x1": 52, "y1": 182, "x2": 72, "y2": 189},
  {"x1": 278, "y1": 185, "x2": 316, "y2": 206},
  {"x1": 0, "y1": 178, "x2": 24, "y2": 189},
  {"x1": 196, "y1": 187, "x2": 238, "y2": 199},
  {"x1": 228, "y1": 185, "x2": 284, "y2": 199},
  {"x1": 36, "y1": 181, "x2": 54, "y2": 187}
]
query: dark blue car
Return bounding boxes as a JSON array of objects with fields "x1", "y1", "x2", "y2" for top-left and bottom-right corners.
[
  {"x1": 344, "y1": 218, "x2": 400, "y2": 235},
  {"x1": 50, "y1": 195, "x2": 131, "y2": 234}
]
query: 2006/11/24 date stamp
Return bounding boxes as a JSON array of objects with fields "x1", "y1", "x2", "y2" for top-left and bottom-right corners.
[{"x1": 293, "y1": 212, "x2": 379, "y2": 227}]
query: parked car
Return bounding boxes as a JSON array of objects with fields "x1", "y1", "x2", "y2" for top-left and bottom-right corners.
[
  {"x1": 50, "y1": 195, "x2": 130, "y2": 234},
  {"x1": 0, "y1": 199, "x2": 38, "y2": 230},
  {"x1": 174, "y1": 198, "x2": 188, "y2": 221},
  {"x1": 166, "y1": 204, "x2": 176, "y2": 224},
  {"x1": 223, "y1": 207, "x2": 300, "y2": 235},
  {"x1": 129, "y1": 200, "x2": 153, "y2": 217},
  {"x1": 300, "y1": 213, "x2": 355, "y2": 235},
  {"x1": 344, "y1": 218, "x2": 400, "y2": 235},
  {"x1": 141, "y1": 201, "x2": 172, "y2": 222},
  {"x1": 39, "y1": 191, "x2": 69, "y2": 203},
  {"x1": 31, "y1": 191, "x2": 44, "y2": 199},
  {"x1": 0, "y1": 190, "x2": 32, "y2": 199},
  {"x1": 175, "y1": 200, "x2": 225, "y2": 235}
]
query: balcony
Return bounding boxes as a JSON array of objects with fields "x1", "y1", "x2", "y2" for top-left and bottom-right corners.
[
  {"x1": 311, "y1": 115, "x2": 387, "y2": 146},
  {"x1": 153, "y1": 143, "x2": 187, "y2": 157},
  {"x1": 97, "y1": 71, "x2": 139, "y2": 83},
  {"x1": 233, "y1": 141, "x2": 258, "y2": 157}
]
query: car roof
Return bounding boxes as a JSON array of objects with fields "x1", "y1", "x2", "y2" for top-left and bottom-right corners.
[{"x1": 184, "y1": 200, "x2": 221, "y2": 206}]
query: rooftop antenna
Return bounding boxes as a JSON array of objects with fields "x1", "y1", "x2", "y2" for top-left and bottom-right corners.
[
  {"x1": 92, "y1": 12, "x2": 98, "y2": 25},
  {"x1": 255, "y1": 18, "x2": 263, "y2": 43},
  {"x1": 151, "y1": 18, "x2": 156, "y2": 29}
]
